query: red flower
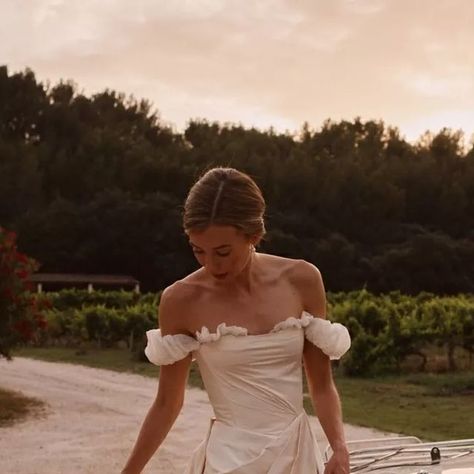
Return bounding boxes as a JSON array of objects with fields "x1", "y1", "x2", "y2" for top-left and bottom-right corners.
[
  {"x1": 13, "y1": 320, "x2": 33, "y2": 340},
  {"x1": 16, "y1": 253, "x2": 30, "y2": 264},
  {"x1": 37, "y1": 319, "x2": 48, "y2": 330},
  {"x1": 34, "y1": 315, "x2": 48, "y2": 330},
  {"x1": 1, "y1": 226, "x2": 44, "y2": 354},
  {"x1": 15, "y1": 269, "x2": 29, "y2": 279}
]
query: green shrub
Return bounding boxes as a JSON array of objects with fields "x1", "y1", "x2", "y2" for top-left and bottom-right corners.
[{"x1": 33, "y1": 288, "x2": 474, "y2": 375}]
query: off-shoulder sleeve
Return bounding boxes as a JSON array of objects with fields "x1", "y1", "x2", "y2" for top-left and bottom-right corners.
[
  {"x1": 303, "y1": 316, "x2": 351, "y2": 360},
  {"x1": 144, "y1": 329, "x2": 200, "y2": 366}
]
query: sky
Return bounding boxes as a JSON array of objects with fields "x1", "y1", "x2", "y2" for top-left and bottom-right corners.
[{"x1": 1, "y1": 0, "x2": 474, "y2": 143}]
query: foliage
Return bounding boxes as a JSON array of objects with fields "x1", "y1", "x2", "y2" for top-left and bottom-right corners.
[
  {"x1": 27, "y1": 288, "x2": 474, "y2": 376},
  {"x1": 1, "y1": 66, "x2": 474, "y2": 293},
  {"x1": 41, "y1": 288, "x2": 160, "y2": 310},
  {"x1": 41, "y1": 301, "x2": 156, "y2": 350},
  {"x1": 0, "y1": 226, "x2": 51, "y2": 359},
  {"x1": 330, "y1": 290, "x2": 474, "y2": 376}
]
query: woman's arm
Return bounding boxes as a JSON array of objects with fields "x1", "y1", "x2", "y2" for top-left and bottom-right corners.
[
  {"x1": 295, "y1": 261, "x2": 350, "y2": 474},
  {"x1": 303, "y1": 342, "x2": 349, "y2": 474},
  {"x1": 121, "y1": 285, "x2": 193, "y2": 474}
]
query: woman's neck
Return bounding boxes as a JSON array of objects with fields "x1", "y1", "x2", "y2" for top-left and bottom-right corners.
[{"x1": 215, "y1": 251, "x2": 260, "y2": 296}]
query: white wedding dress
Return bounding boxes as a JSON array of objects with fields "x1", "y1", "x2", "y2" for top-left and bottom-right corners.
[{"x1": 145, "y1": 311, "x2": 351, "y2": 473}]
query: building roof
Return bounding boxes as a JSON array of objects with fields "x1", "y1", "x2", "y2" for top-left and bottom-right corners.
[{"x1": 28, "y1": 273, "x2": 139, "y2": 285}]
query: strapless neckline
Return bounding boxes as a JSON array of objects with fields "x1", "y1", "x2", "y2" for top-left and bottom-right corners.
[
  {"x1": 144, "y1": 310, "x2": 351, "y2": 365},
  {"x1": 194, "y1": 310, "x2": 315, "y2": 343}
]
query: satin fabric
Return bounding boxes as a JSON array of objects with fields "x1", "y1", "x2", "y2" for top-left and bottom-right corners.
[
  {"x1": 145, "y1": 312, "x2": 351, "y2": 473},
  {"x1": 184, "y1": 329, "x2": 324, "y2": 473}
]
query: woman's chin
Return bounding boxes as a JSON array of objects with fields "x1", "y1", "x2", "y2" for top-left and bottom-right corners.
[{"x1": 212, "y1": 272, "x2": 229, "y2": 280}]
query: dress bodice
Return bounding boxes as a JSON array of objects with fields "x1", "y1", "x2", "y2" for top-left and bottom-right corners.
[
  {"x1": 145, "y1": 312, "x2": 351, "y2": 473},
  {"x1": 197, "y1": 325, "x2": 305, "y2": 433}
]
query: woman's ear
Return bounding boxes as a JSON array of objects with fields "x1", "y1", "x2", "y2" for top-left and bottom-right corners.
[{"x1": 251, "y1": 233, "x2": 263, "y2": 248}]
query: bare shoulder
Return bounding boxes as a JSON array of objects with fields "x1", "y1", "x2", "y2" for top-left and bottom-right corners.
[
  {"x1": 256, "y1": 252, "x2": 301, "y2": 279},
  {"x1": 258, "y1": 252, "x2": 320, "y2": 281},
  {"x1": 286, "y1": 258, "x2": 322, "y2": 286},
  {"x1": 286, "y1": 259, "x2": 327, "y2": 318},
  {"x1": 258, "y1": 253, "x2": 323, "y2": 292},
  {"x1": 158, "y1": 267, "x2": 211, "y2": 335},
  {"x1": 158, "y1": 279, "x2": 200, "y2": 336}
]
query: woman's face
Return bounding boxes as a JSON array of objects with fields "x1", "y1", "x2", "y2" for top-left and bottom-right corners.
[{"x1": 187, "y1": 225, "x2": 255, "y2": 282}]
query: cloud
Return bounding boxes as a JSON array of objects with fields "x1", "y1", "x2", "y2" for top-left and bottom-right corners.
[
  {"x1": 403, "y1": 73, "x2": 472, "y2": 99},
  {"x1": 1, "y1": 0, "x2": 473, "y2": 140},
  {"x1": 402, "y1": 109, "x2": 474, "y2": 143}
]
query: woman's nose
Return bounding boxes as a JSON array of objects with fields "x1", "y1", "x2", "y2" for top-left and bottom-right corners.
[{"x1": 207, "y1": 256, "x2": 222, "y2": 272}]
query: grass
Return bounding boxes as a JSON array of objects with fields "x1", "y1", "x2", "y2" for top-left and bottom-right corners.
[
  {"x1": 0, "y1": 386, "x2": 46, "y2": 428},
  {"x1": 12, "y1": 346, "x2": 474, "y2": 441},
  {"x1": 328, "y1": 372, "x2": 474, "y2": 441}
]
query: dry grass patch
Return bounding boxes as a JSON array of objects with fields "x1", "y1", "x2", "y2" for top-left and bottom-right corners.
[{"x1": 0, "y1": 386, "x2": 47, "y2": 428}]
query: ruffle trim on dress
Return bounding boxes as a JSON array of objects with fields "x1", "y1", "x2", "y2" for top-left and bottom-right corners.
[
  {"x1": 270, "y1": 312, "x2": 314, "y2": 333},
  {"x1": 196, "y1": 323, "x2": 248, "y2": 343},
  {"x1": 270, "y1": 311, "x2": 351, "y2": 360},
  {"x1": 144, "y1": 311, "x2": 351, "y2": 365},
  {"x1": 144, "y1": 329, "x2": 199, "y2": 366},
  {"x1": 197, "y1": 312, "x2": 317, "y2": 342},
  {"x1": 303, "y1": 314, "x2": 351, "y2": 360}
]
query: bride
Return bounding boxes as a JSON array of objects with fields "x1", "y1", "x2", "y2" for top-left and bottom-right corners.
[{"x1": 122, "y1": 167, "x2": 351, "y2": 474}]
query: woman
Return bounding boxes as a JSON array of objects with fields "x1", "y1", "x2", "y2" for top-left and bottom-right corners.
[{"x1": 122, "y1": 167, "x2": 351, "y2": 474}]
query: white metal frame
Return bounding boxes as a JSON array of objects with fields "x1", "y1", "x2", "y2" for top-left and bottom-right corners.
[{"x1": 324, "y1": 437, "x2": 474, "y2": 473}]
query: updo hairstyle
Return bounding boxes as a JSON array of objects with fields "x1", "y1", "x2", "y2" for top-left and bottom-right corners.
[{"x1": 183, "y1": 167, "x2": 266, "y2": 245}]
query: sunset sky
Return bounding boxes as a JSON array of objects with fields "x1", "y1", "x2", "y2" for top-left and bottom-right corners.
[{"x1": 2, "y1": 0, "x2": 473, "y2": 143}]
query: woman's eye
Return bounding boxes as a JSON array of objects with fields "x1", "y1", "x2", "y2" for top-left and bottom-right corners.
[{"x1": 192, "y1": 249, "x2": 230, "y2": 257}]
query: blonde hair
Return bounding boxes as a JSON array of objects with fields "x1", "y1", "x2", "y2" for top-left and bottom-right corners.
[{"x1": 183, "y1": 167, "x2": 266, "y2": 243}]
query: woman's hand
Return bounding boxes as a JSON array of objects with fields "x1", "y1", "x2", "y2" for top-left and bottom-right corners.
[{"x1": 324, "y1": 446, "x2": 350, "y2": 474}]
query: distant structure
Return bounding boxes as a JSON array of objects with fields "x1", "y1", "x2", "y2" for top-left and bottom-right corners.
[{"x1": 29, "y1": 273, "x2": 140, "y2": 294}]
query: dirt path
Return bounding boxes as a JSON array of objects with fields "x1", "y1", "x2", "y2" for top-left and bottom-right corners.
[{"x1": 0, "y1": 357, "x2": 393, "y2": 473}]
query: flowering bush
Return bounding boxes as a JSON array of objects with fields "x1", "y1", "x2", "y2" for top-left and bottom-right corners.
[{"x1": 0, "y1": 226, "x2": 51, "y2": 359}]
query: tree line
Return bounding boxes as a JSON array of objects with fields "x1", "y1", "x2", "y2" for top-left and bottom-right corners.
[{"x1": 1, "y1": 65, "x2": 473, "y2": 293}]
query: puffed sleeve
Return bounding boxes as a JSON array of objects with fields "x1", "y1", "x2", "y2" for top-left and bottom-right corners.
[
  {"x1": 304, "y1": 316, "x2": 351, "y2": 360},
  {"x1": 144, "y1": 329, "x2": 200, "y2": 366}
]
